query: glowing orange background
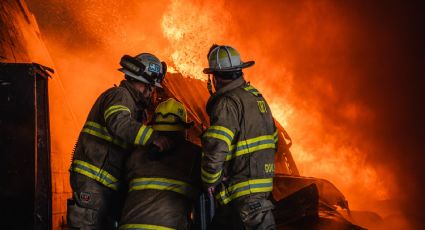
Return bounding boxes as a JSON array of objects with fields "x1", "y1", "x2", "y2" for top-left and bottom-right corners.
[{"x1": 25, "y1": 0, "x2": 425, "y2": 229}]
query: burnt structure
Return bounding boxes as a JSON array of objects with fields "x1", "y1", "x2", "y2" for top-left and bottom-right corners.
[{"x1": 0, "y1": 63, "x2": 53, "y2": 229}]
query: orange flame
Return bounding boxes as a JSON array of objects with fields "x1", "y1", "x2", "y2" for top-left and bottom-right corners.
[
  {"x1": 161, "y1": 0, "x2": 230, "y2": 80},
  {"x1": 159, "y1": 0, "x2": 391, "y2": 206},
  {"x1": 27, "y1": 0, "x2": 405, "y2": 228}
]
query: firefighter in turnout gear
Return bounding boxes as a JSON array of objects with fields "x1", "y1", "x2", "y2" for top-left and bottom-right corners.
[
  {"x1": 202, "y1": 45, "x2": 278, "y2": 230},
  {"x1": 119, "y1": 98, "x2": 201, "y2": 230},
  {"x1": 67, "y1": 53, "x2": 170, "y2": 229}
]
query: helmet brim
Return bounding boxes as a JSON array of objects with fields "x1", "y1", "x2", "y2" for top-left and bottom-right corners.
[
  {"x1": 203, "y1": 61, "x2": 255, "y2": 74},
  {"x1": 118, "y1": 68, "x2": 163, "y2": 88}
]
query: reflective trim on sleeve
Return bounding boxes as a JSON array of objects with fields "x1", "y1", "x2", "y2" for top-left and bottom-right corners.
[
  {"x1": 119, "y1": 224, "x2": 175, "y2": 230},
  {"x1": 104, "y1": 105, "x2": 131, "y2": 121},
  {"x1": 201, "y1": 167, "x2": 222, "y2": 184},
  {"x1": 225, "y1": 133, "x2": 277, "y2": 161},
  {"x1": 203, "y1": 125, "x2": 234, "y2": 148},
  {"x1": 216, "y1": 178, "x2": 273, "y2": 205},
  {"x1": 81, "y1": 121, "x2": 128, "y2": 149},
  {"x1": 71, "y1": 160, "x2": 119, "y2": 190},
  {"x1": 129, "y1": 177, "x2": 194, "y2": 198},
  {"x1": 134, "y1": 125, "x2": 154, "y2": 145}
]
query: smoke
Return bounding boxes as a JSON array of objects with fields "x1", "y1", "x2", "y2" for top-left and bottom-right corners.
[{"x1": 27, "y1": 0, "x2": 425, "y2": 228}]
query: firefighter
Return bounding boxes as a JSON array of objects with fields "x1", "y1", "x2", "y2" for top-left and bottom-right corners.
[
  {"x1": 119, "y1": 98, "x2": 201, "y2": 230},
  {"x1": 67, "y1": 53, "x2": 170, "y2": 229},
  {"x1": 201, "y1": 45, "x2": 278, "y2": 230}
]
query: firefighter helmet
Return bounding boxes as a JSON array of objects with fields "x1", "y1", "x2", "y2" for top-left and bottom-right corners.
[
  {"x1": 203, "y1": 45, "x2": 254, "y2": 74},
  {"x1": 119, "y1": 53, "x2": 167, "y2": 88},
  {"x1": 153, "y1": 98, "x2": 193, "y2": 131}
]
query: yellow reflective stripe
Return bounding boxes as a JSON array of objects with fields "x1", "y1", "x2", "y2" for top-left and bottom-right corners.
[
  {"x1": 240, "y1": 133, "x2": 275, "y2": 146},
  {"x1": 225, "y1": 153, "x2": 233, "y2": 161},
  {"x1": 104, "y1": 105, "x2": 131, "y2": 121},
  {"x1": 129, "y1": 177, "x2": 192, "y2": 197},
  {"x1": 235, "y1": 143, "x2": 276, "y2": 156},
  {"x1": 81, "y1": 121, "x2": 128, "y2": 149},
  {"x1": 225, "y1": 133, "x2": 277, "y2": 161},
  {"x1": 82, "y1": 128, "x2": 112, "y2": 142},
  {"x1": 119, "y1": 224, "x2": 175, "y2": 230},
  {"x1": 217, "y1": 178, "x2": 273, "y2": 204},
  {"x1": 85, "y1": 121, "x2": 103, "y2": 129},
  {"x1": 243, "y1": 85, "x2": 260, "y2": 96},
  {"x1": 144, "y1": 128, "x2": 153, "y2": 145},
  {"x1": 131, "y1": 177, "x2": 189, "y2": 186},
  {"x1": 201, "y1": 168, "x2": 222, "y2": 184},
  {"x1": 203, "y1": 132, "x2": 232, "y2": 148},
  {"x1": 273, "y1": 130, "x2": 278, "y2": 143},
  {"x1": 228, "y1": 178, "x2": 272, "y2": 191},
  {"x1": 216, "y1": 178, "x2": 273, "y2": 205},
  {"x1": 203, "y1": 125, "x2": 234, "y2": 148},
  {"x1": 72, "y1": 160, "x2": 118, "y2": 190},
  {"x1": 134, "y1": 125, "x2": 154, "y2": 145},
  {"x1": 209, "y1": 125, "x2": 234, "y2": 139}
]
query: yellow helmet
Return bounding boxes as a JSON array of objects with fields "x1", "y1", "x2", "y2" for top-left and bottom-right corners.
[{"x1": 153, "y1": 98, "x2": 192, "y2": 131}]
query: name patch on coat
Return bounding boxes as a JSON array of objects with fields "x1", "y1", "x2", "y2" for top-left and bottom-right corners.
[{"x1": 265, "y1": 163, "x2": 275, "y2": 173}]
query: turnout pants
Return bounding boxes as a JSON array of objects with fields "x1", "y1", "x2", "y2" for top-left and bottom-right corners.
[
  {"x1": 67, "y1": 173, "x2": 124, "y2": 230},
  {"x1": 210, "y1": 193, "x2": 276, "y2": 230}
]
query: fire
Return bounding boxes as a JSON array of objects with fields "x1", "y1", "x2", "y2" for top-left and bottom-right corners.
[
  {"x1": 26, "y1": 0, "x2": 403, "y2": 228},
  {"x1": 161, "y1": 0, "x2": 230, "y2": 80},
  {"x1": 159, "y1": 0, "x2": 391, "y2": 208}
]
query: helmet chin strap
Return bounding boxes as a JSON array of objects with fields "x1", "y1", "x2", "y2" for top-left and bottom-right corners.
[{"x1": 207, "y1": 74, "x2": 214, "y2": 96}]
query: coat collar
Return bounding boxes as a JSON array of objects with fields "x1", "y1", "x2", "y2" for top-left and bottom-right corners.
[
  {"x1": 206, "y1": 77, "x2": 246, "y2": 115},
  {"x1": 214, "y1": 76, "x2": 246, "y2": 97},
  {"x1": 119, "y1": 80, "x2": 144, "y2": 104}
]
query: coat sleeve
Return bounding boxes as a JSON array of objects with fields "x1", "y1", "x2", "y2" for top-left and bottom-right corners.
[
  {"x1": 201, "y1": 96, "x2": 240, "y2": 188},
  {"x1": 103, "y1": 88, "x2": 155, "y2": 146}
]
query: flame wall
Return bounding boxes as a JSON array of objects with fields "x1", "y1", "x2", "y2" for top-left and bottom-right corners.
[{"x1": 26, "y1": 0, "x2": 425, "y2": 229}]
